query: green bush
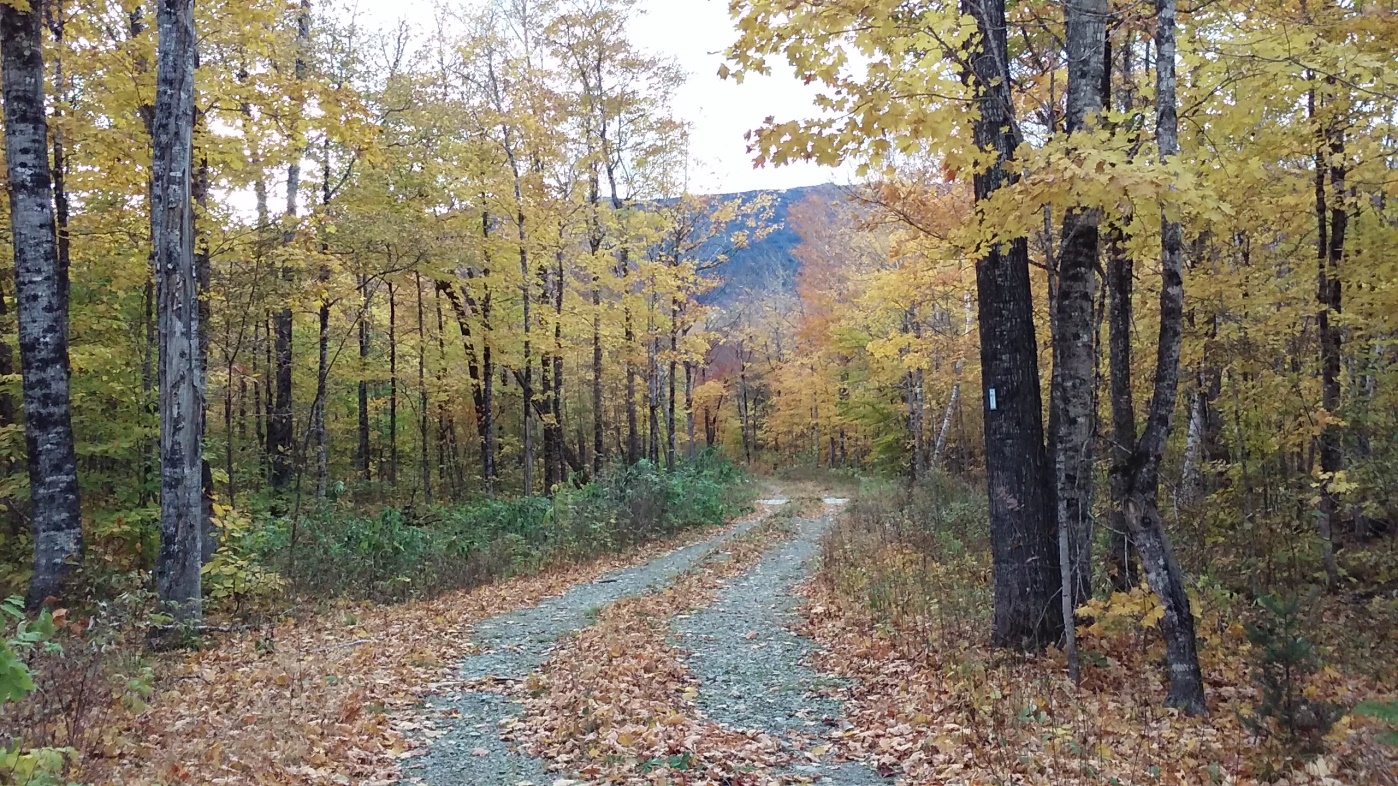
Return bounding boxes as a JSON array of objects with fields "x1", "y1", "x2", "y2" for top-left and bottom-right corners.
[{"x1": 256, "y1": 451, "x2": 749, "y2": 602}]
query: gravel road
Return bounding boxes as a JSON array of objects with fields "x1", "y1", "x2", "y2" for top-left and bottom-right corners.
[{"x1": 406, "y1": 499, "x2": 886, "y2": 785}]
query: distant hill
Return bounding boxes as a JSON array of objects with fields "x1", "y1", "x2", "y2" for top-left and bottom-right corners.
[{"x1": 697, "y1": 183, "x2": 844, "y2": 305}]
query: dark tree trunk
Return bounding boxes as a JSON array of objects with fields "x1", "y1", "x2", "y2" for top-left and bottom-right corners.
[
  {"x1": 416, "y1": 274, "x2": 431, "y2": 506},
  {"x1": 625, "y1": 317, "x2": 638, "y2": 464},
  {"x1": 519, "y1": 245, "x2": 533, "y2": 495},
  {"x1": 3, "y1": 0, "x2": 84, "y2": 609},
  {"x1": 480, "y1": 292, "x2": 496, "y2": 498},
  {"x1": 434, "y1": 288, "x2": 460, "y2": 496},
  {"x1": 685, "y1": 361, "x2": 696, "y2": 462},
  {"x1": 357, "y1": 275, "x2": 372, "y2": 481},
  {"x1": 1311, "y1": 84, "x2": 1344, "y2": 589},
  {"x1": 193, "y1": 110, "x2": 216, "y2": 562},
  {"x1": 269, "y1": 305, "x2": 294, "y2": 490},
  {"x1": 592, "y1": 282, "x2": 605, "y2": 475},
  {"x1": 268, "y1": 0, "x2": 309, "y2": 494},
  {"x1": 552, "y1": 254, "x2": 565, "y2": 483},
  {"x1": 541, "y1": 348, "x2": 556, "y2": 488},
  {"x1": 438, "y1": 274, "x2": 505, "y2": 497},
  {"x1": 1106, "y1": 230, "x2": 1139, "y2": 592},
  {"x1": 647, "y1": 334, "x2": 660, "y2": 465},
  {"x1": 255, "y1": 319, "x2": 267, "y2": 465},
  {"x1": 964, "y1": 0, "x2": 1062, "y2": 650},
  {"x1": 151, "y1": 0, "x2": 202, "y2": 620},
  {"x1": 667, "y1": 308, "x2": 678, "y2": 470},
  {"x1": 388, "y1": 281, "x2": 398, "y2": 486},
  {"x1": 312, "y1": 142, "x2": 333, "y2": 501}
]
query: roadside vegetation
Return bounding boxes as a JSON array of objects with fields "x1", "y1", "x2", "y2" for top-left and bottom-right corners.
[{"x1": 807, "y1": 476, "x2": 1398, "y2": 784}]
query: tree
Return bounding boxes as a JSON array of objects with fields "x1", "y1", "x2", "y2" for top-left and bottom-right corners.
[
  {"x1": 2, "y1": 0, "x2": 84, "y2": 609},
  {"x1": 963, "y1": 0, "x2": 1063, "y2": 650},
  {"x1": 151, "y1": 0, "x2": 202, "y2": 621},
  {"x1": 1109, "y1": 0, "x2": 1206, "y2": 713},
  {"x1": 1050, "y1": 0, "x2": 1109, "y2": 678}
]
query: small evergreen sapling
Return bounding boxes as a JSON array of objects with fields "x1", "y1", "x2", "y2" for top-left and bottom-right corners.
[{"x1": 1241, "y1": 593, "x2": 1340, "y2": 755}]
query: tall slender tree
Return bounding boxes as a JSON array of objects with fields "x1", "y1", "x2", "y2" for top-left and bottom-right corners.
[
  {"x1": 151, "y1": 0, "x2": 202, "y2": 620},
  {"x1": 1110, "y1": 0, "x2": 1206, "y2": 713},
  {"x1": 2, "y1": 0, "x2": 84, "y2": 609},
  {"x1": 1051, "y1": 0, "x2": 1110, "y2": 677}
]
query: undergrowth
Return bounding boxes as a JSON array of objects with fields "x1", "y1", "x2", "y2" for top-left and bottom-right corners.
[
  {"x1": 809, "y1": 476, "x2": 1398, "y2": 785},
  {"x1": 222, "y1": 451, "x2": 750, "y2": 605}
]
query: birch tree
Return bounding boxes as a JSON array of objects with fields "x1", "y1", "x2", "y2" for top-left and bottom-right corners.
[
  {"x1": 151, "y1": 0, "x2": 203, "y2": 621},
  {"x1": 1, "y1": 0, "x2": 83, "y2": 609}
]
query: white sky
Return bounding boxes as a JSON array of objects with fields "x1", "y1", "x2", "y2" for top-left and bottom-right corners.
[{"x1": 354, "y1": 0, "x2": 845, "y2": 195}]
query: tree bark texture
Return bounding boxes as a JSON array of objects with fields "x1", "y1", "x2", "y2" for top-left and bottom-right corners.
[
  {"x1": 151, "y1": 0, "x2": 203, "y2": 620},
  {"x1": 1050, "y1": 0, "x2": 1107, "y2": 615},
  {"x1": 2, "y1": 0, "x2": 84, "y2": 609},
  {"x1": 964, "y1": 0, "x2": 1063, "y2": 650}
]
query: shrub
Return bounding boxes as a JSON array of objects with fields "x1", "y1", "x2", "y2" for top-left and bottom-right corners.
[
  {"x1": 1, "y1": 595, "x2": 153, "y2": 786},
  {"x1": 257, "y1": 451, "x2": 749, "y2": 602}
]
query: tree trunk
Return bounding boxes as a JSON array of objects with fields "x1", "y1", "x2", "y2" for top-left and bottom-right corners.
[
  {"x1": 667, "y1": 301, "x2": 678, "y2": 470},
  {"x1": 416, "y1": 274, "x2": 431, "y2": 506},
  {"x1": 357, "y1": 275, "x2": 372, "y2": 481},
  {"x1": 313, "y1": 303, "x2": 328, "y2": 500},
  {"x1": 685, "y1": 361, "x2": 696, "y2": 462},
  {"x1": 1178, "y1": 383, "x2": 1206, "y2": 508},
  {"x1": 433, "y1": 288, "x2": 454, "y2": 496},
  {"x1": 1116, "y1": 0, "x2": 1207, "y2": 714},
  {"x1": 4, "y1": 0, "x2": 84, "y2": 608},
  {"x1": 480, "y1": 290, "x2": 496, "y2": 499},
  {"x1": 1050, "y1": 0, "x2": 1108, "y2": 627},
  {"x1": 193, "y1": 111, "x2": 216, "y2": 562},
  {"x1": 647, "y1": 333, "x2": 660, "y2": 465},
  {"x1": 268, "y1": 0, "x2": 310, "y2": 494},
  {"x1": 311, "y1": 141, "x2": 333, "y2": 501},
  {"x1": 592, "y1": 281, "x2": 605, "y2": 475},
  {"x1": 388, "y1": 281, "x2": 398, "y2": 486},
  {"x1": 256, "y1": 319, "x2": 267, "y2": 466},
  {"x1": 438, "y1": 274, "x2": 504, "y2": 496},
  {"x1": 623, "y1": 265, "x2": 639, "y2": 464},
  {"x1": 1106, "y1": 230, "x2": 1139, "y2": 592},
  {"x1": 150, "y1": 0, "x2": 202, "y2": 620},
  {"x1": 551, "y1": 251, "x2": 565, "y2": 484},
  {"x1": 965, "y1": 0, "x2": 1062, "y2": 650},
  {"x1": 1312, "y1": 84, "x2": 1344, "y2": 589},
  {"x1": 541, "y1": 348, "x2": 555, "y2": 488},
  {"x1": 520, "y1": 244, "x2": 533, "y2": 495}
]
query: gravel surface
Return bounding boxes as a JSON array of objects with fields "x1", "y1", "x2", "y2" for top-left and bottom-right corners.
[
  {"x1": 673, "y1": 510, "x2": 889, "y2": 786},
  {"x1": 406, "y1": 500, "x2": 886, "y2": 785},
  {"x1": 405, "y1": 508, "x2": 775, "y2": 785}
]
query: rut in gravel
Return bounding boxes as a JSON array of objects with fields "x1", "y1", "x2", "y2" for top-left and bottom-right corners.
[
  {"x1": 671, "y1": 503, "x2": 884, "y2": 785},
  {"x1": 405, "y1": 497, "x2": 885, "y2": 785}
]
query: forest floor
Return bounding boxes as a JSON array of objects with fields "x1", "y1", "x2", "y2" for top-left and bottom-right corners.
[
  {"x1": 85, "y1": 479, "x2": 875, "y2": 785},
  {"x1": 80, "y1": 477, "x2": 1398, "y2": 785}
]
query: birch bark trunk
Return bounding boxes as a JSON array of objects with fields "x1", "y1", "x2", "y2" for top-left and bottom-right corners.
[
  {"x1": 2, "y1": 0, "x2": 84, "y2": 609},
  {"x1": 151, "y1": 0, "x2": 203, "y2": 620}
]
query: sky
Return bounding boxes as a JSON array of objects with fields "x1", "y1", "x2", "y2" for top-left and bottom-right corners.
[{"x1": 357, "y1": 0, "x2": 846, "y2": 195}]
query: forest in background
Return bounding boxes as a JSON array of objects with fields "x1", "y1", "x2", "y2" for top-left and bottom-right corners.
[{"x1": 0, "y1": 0, "x2": 783, "y2": 608}]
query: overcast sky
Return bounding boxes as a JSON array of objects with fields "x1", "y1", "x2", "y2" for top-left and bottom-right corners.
[{"x1": 358, "y1": 0, "x2": 844, "y2": 195}]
